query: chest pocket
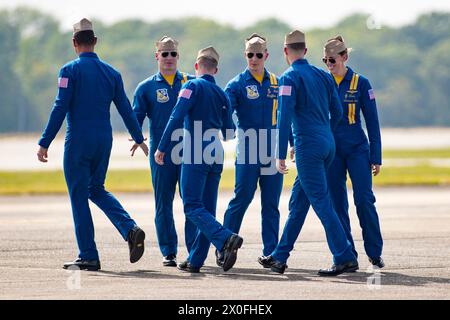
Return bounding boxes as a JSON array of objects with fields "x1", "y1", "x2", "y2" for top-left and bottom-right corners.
[
  {"x1": 346, "y1": 73, "x2": 359, "y2": 125},
  {"x1": 269, "y1": 73, "x2": 278, "y2": 126}
]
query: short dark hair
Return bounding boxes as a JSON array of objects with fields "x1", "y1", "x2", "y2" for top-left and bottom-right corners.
[
  {"x1": 197, "y1": 56, "x2": 218, "y2": 70},
  {"x1": 286, "y1": 42, "x2": 306, "y2": 52},
  {"x1": 74, "y1": 30, "x2": 96, "y2": 46}
]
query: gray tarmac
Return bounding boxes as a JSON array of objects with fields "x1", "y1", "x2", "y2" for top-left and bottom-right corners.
[{"x1": 0, "y1": 187, "x2": 449, "y2": 300}]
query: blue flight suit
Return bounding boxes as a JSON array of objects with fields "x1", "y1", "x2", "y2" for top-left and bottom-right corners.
[
  {"x1": 133, "y1": 71, "x2": 197, "y2": 256},
  {"x1": 158, "y1": 74, "x2": 236, "y2": 268},
  {"x1": 327, "y1": 67, "x2": 383, "y2": 260},
  {"x1": 272, "y1": 58, "x2": 356, "y2": 265},
  {"x1": 38, "y1": 52, "x2": 145, "y2": 261},
  {"x1": 222, "y1": 69, "x2": 283, "y2": 256}
]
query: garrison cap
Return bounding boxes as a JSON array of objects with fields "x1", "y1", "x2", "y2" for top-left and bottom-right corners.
[
  {"x1": 324, "y1": 35, "x2": 352, "y2": 56},
  {"x1": 156, "y1": 36, "x2": 179, "y2": 51},
  {"x1": 284, "y1": 30, "x2": 305, "y2": 45},
  {"x1": 245, "y1": 33, "x2": 267, "y2": 52},
  {"x1": 73, "y1": 18, "x2": 93, "y2": 35},
  {"x1": 196, "y1": 46, "x2": 219, "y2": 62}
]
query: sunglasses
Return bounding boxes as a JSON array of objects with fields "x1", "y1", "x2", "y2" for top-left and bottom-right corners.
[
  {"x1": 161, "y1": 51, "x2": 178, "y2": 58},
  {"x1": 322, "y1": 57, "x2": 337, "y2": 64},
  {"x1": 246, "y1": 52, "x2": 264, "y2": 59}
]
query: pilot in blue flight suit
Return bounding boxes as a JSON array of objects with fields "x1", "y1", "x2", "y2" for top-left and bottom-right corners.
[
  {"x1": 262, "y1": 30, "x2": 358, "y2": 276},
  {"x1": 37, "y1": 18, "x2": 147, "y2": 271},
  {"x1": 132, "y1": 36, "x2": 196, "y2": 267},
  {"x1": 216, "y1": 34, "x2": 285, "y2": 267},
  {"x1": 155, "y1": 47, "x2": 243, "y2": 273},
  {"x1": 322, "y1": 36, "x2": 384, "y2": 268}
]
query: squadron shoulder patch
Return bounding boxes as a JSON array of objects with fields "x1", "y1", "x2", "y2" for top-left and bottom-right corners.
[
  {"x1": 246, "y1": 85, "x2": 259, "y2": 99},
  {"x1": 368, "y1": 89, "x2": 376, "y2": 100},
  {"x1": 156, "y1": 88, "x2": 169, "y2": 103}
]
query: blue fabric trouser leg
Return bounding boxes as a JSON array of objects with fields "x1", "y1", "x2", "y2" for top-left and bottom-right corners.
[
  {"x1": 150, "y1": 155, "x2": 179, "y2": 257},
  {"x1": 271, "y1": 175, "x2": 310, "y2": 263},
  {"x1": 182, "y1": 163, "x2": 233, "y2": 268},
  {"x1": 347, "y1": 146, "x2": 383, "y2": 259},
  {"x1": 259, "y1": 169, "x2": 283, "y2": 256},
  {"x1": 223, "y1": 164, "x2": 258, "y2": 239},
  {"x1": 223, "y1": 163, "x2": 282, "y2": 256},
  {"x1": 272, "y1": 135, "x2": 355, "y2": 265},
  {"x1": 150, "y1": 144, "x2": 197, "y2": 256},
  {"x1": 64, "y1": 137, "x2": 136, "y2": 261},
  {"x1": 327, "y1": 152, "x2": 357, "y2": 258},
  {"x1": 187, "y1": 164, "x2": 223, "y2": 268}
]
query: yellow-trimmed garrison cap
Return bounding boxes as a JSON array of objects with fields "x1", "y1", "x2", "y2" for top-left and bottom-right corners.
[
  {"x1": 156, "y1": 36, "x2": 179, "y2": 51},
  {"x1": 284, "y1": 30, "x2": 305, "y2": 45},
  {"x1": 73, "y1": 18, "x2": 93, "y2": 35},
  {"x1": 324, "y1": 35, "x2": 352, "y2": 56},
  {"x1": 245, "y1": 33, "x2": 267, "y2": 52},
  {"x1": 196, "y1": 46, "x2": 219, "y2": 62}
]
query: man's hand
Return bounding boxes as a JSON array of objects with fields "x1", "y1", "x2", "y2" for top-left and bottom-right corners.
[
  {"x1": 130, "y1": 138, "x2": 148, "y2": 157},
  {"x1": 276, "y1": 159, "x2": 289, "y2": 175},
  {"x1": 372, "y1": 164, "x2": 381, "y2": 176},
  {"x1": 154, "y1": 149, "x2": 165, "y2": 165},
  {"x1": 289, "y1": 146, "x2": 295, "y2": 163},
  {"x1": 37, "y1": 146, "x2": 48, "y2": 163}
]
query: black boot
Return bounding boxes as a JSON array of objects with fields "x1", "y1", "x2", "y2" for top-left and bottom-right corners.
[
  {"x1": 128, "y1": 226, "x2": 145, "y2": 263},
  {"x1": 270, "y1": 260, "x2": 288, "y2": 274},
  {"x1": 63, "y1": 258, "x2": 101, "y2": 271},
  {"x1": 369, "y1": 257, "x2": 385, "y2": 268},
  {"x1": 222, "y1": 234, "x2": 243, "y2": 272},
  {"x1": 318, "y1": 260, "x2": 359, "y2": 276},
  {"x1": 258, "y1": 255, "x2": 276, "y2": 268},
  {"x1": 215, "y1": 249, "x2": 224, "y2": 267},
  {"x1": 163, "y1": 254, "x2": 177, "y2": 267},
  {"x1": 177, "y1": 260, "x2": 200, "y2": 273}
]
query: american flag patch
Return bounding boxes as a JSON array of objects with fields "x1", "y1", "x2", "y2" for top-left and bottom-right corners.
[
  {"x1": 279, "y1": 85, "x2": 292, "y2": 96},
  {"x1": 58, "y1": 77, "x2": 69, "y2": 88},
  {"x1": 179, "y1": 88, "x2": 192, "y2": 99},
  {"x1": 368, "y1": 89, "x2": 376, "y2": 100}
]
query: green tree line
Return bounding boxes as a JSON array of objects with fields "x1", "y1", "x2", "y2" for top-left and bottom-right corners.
[{"x1": 0, "y1": 8, "x2": 449, "y2": 132}]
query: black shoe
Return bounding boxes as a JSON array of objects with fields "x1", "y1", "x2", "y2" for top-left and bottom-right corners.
[
  {"x1": 63, "y1": 258, "x2": 101, "y2": 271},
  {"x1": 258, "y1": 255, "x2": 276, "y2": 268},
  {"x1": 215, "y1": 249, "x2": 224, "y2": 267},
  {"x1": 222, "y1": 234, "x2": 243, "y2": 272},
  {"x1": 163, "y1": 254, "x2": 177, "y2": 267},
  {"x1": 270, "y1": 260, "x2": 288, "y2": 274},
  {"x1": 318, "y1": 260, "x2": 359, "y2": 276},
  {"x1": 128, "y1": 226, "x2": 145, "y2": 263},
  {"x1": 177, "y1": 260, "x2": 200, "y2": 273},
  {"x1": 369, "y1": 257, "x2": 385, "y2": 269}
]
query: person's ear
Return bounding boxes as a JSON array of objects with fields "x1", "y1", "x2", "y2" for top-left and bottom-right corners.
[
  {"x1": 194, "y1": 62, "x2": 199, "y2": 71},
  {"x1": 304, "y1": 47, "x2": 308, "y2": 55},
  {"x1": 214, "y1": 67, "x2": 218, "y2": 75},
  {"x1": 343, "y1": 53, "x2": 349, "y2": 62},
  {"x1": 93, "y1": 37, "x2": 97, "y2": 46},
  {"x1": 264, "y1": 51, "x2": 269, "y2": 61}
]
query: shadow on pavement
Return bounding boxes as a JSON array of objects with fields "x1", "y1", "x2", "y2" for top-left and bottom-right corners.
[{"x1": 94, "y1": 267, "x2": 450, "y2": 287}]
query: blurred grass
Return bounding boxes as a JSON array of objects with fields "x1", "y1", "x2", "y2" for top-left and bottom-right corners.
[
  {"x1": 1, "y1": 165, "x2": 450, "y2": 195},
  {"x1": 383, "y1": 148, "x2": 450, "y2": 158}
]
